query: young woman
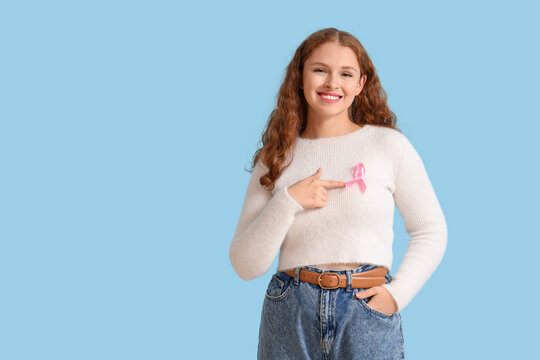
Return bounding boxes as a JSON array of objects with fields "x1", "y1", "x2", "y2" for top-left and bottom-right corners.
[{"x1": 229, "y1": 27, "x2": 447, "y2": 360}]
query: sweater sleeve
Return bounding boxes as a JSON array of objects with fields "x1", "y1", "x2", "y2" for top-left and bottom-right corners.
[
  {"x1": 381, "y1": 136, "x2": 448, "y2": 313},
  {"x1": 229, "y1": 160, "x2": 304, "y2": 280}
]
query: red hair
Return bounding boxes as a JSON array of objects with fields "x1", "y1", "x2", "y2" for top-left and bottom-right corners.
[{"x1": 250, "y1": 27, "x2": 401, "y2": 190}]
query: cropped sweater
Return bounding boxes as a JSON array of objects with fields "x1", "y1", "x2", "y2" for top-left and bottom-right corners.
[{"x1": 229, "y1": 124, "x2": 447, "y2": 312}]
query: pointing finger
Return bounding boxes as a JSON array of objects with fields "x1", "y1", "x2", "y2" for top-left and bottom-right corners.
[{"x1": 318, "y1": 180, "x2": 347, "y2": 188}]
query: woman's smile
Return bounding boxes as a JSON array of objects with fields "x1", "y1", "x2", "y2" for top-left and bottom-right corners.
[{"x1": 317, "y1": 91, "x2": 343, "y2": 103}]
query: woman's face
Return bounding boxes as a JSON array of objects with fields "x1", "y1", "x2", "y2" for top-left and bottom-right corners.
[{"x1": 301, "y1": 42, "x2": 366, "y2": 121}]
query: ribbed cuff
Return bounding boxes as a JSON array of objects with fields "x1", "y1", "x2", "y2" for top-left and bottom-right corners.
[
  {"x1": 381, "y1": 282, "x2": 406, "y2": 313},
  {"x1": 283, "y1": 184, "x2": 304, "y2": 212}
]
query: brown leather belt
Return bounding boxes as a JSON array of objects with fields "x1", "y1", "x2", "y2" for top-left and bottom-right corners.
[{"x1": 284, "y1": 267, "x2": 387, "y2": 290}]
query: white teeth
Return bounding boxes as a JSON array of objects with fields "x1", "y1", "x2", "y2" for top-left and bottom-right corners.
[{"x1": 319, "y1": 94, "x2": 340, "y2": 100}]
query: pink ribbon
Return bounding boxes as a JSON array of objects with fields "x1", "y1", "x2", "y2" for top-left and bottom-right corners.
[{"x1": 345, "y1": 162, "x2": 367, "y2": 192}]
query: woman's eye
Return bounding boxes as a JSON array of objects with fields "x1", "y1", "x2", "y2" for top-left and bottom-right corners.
[{"x1": 314, "y1": 69, "x2": 353, "y2": 77}]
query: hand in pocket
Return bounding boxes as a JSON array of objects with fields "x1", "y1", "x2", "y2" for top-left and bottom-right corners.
[{"x1": 355, "y1": 286, "x2": 398, "y2": 315}]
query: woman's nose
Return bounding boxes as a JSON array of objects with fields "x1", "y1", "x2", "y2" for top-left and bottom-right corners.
[{"x1": 325, "y1": 74, "x2": 339, "y2": 88}]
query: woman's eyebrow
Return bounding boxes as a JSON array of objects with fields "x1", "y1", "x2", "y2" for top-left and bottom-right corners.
[{"x1": 309, "y1": 62, "x2": 358, "y2": 73}]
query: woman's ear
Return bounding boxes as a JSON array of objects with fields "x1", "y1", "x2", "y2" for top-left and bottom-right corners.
[{"x1": 356, "y1": 74, "x2": 367, "y2": 95}]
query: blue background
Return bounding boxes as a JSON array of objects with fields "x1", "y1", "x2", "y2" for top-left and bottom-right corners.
[{"x1": 1, "y1": 0, "x2": 538, "y2": 359}]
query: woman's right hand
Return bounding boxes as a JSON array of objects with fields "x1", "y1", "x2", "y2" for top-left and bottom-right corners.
[{"x1": 287, "y1": 168, "x2": 346, "y2": 209}]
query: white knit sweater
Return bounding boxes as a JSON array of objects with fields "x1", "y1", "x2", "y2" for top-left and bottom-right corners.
[{"x1": 229, "y1": 124, "x2": 447, "y2": 312}]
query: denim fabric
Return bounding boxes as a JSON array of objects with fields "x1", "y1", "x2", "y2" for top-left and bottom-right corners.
[{"x1": 258, "y1": 264, "x2": 406, "y2": 360}]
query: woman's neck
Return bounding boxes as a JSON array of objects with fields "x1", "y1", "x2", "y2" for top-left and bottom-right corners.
[{"x1": 300, "y1": 121, "x2": 362, "y2": 139}]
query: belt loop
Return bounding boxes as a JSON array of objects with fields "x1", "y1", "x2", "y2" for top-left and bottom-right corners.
[
  {"x1": 294, "y1": 267, "x2": 300, "y2": 285},
  {"x1": 385, "y1": 271, "x2": 392, "y2": 284},
  {"x1": 346, "y1": 270, "x2": 352, "y2": 292}
]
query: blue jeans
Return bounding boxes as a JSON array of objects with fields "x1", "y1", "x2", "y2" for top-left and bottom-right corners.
[{"x1": 257, "y1": 264, "x2": 406, "y2": 360}]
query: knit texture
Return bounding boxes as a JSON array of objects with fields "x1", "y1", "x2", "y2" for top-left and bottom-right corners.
[{"x1": 229, "y1": 124, "x2": 447, "y2": 312}]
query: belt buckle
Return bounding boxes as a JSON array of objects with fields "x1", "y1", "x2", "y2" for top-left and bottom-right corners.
[{"x1": 317, "y1": 272, "x2": 340, "y2": 290}]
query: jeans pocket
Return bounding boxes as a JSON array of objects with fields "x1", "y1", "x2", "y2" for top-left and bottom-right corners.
[
  {"x1": 359, "y1": 297, "x2": 394, "y2": 318},
  {"x1": 354, "y1": 288, "x2": 395, "y2": 319},
  {"x1": 265, "y1": 271, "x2": 293, "y2": 302}
]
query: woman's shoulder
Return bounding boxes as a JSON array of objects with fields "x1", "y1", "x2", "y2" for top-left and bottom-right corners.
[
  {"x1": 366, "y1": 123, "x2": 406, "y2": 138},
  {"x1": 254, "y1": 158, "x2": 269, "y2": 172},
  {"x1": 364, "y1": 124, "x2": 410, "y2": 151}
]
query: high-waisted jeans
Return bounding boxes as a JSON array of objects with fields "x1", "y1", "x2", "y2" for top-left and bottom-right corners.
[{"x1": 257, "y1": 264, "x2": 406, "y2": 360}]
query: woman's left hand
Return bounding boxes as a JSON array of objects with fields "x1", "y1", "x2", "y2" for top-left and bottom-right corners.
[{"x1": 355, "y1": 286, "x2": 398, "y2": 315}]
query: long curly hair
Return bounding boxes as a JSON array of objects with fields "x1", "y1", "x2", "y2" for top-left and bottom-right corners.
[{"x1": 249, "y1": 27, "x2": 401, "y2": 190}]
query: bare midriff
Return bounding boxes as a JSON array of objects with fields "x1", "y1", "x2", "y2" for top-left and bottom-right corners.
[{"x1": 310, "y1": 262, "x2": 365, "y2": 271}]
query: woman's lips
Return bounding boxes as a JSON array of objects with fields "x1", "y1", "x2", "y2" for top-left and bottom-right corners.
[{"x1": 317, "y1": 92, "x2": 342, "y2": 103}]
